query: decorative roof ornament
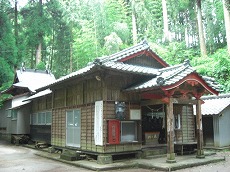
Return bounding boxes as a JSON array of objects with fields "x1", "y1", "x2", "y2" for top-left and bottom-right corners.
[
  {"x1": 93, "y1": 58, "x2": 102, "y2": 65},
  {"x1": 184, "y1": 59, "x2": 191, "y2": 66},
  {"x1": 156, "y1": 77, "x2": 165, "y2": 86}
]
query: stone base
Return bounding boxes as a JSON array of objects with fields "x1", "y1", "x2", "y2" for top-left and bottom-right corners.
[
  {"x1": 60, "y1": 150, "x2": 79, "y2": 161},
  {"x1": 97, "y1": 154, "x2": 113, "y2": 164},
  {"x1": 196, "y1": 149, "x2": 205, "y2": 159},
  {"x1": 166, "y1": 153, "x2": 176, "y2": 163},
  {"x1": 48, "y1": 147, "x2": 56, "y2": 153},
  {"x1": 60, "y1": 154, "x2": 76, "y2": 161}
]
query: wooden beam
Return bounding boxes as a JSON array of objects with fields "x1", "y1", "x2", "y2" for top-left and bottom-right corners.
[
  {"x1": 172, "y1": 98, "x2": 198, "y2": 105},
  {"x1": 141, "y1": 99, "x2": 166, "y2": 106},
  {"x1": 196, "y1": 99, "x2": 205, "y2": 158},
  {"x1": 166, "y1": 98, "x2": 176, "y2": 163}
]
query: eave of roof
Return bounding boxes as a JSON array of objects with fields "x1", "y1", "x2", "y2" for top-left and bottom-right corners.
[
  {"x1": 37, "y1": 62, "x2": 160, "y2": 91},
  {"x1": 37, "y1": 64, "x2": 95, "y2": 91},
  {"x1": 125, "y1": 60, "x2": 220, "y2": 95},
  {"x1": 201, "y1": 93, "x2": 230, "y2": 115},
  {"x1": 97, "y1": 40, "x2": 169, "y2": 67},
  {"x1": 23, "y1": 89, "x2": 52, "y2": 102},
  {"x1": 2, "y1": 69, "x2": 56, "y2": 95}
]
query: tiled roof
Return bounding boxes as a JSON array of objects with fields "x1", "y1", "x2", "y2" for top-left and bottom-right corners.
[
  {"x1": 201, "y1": 93, "x2": 230, "y2": 115},
  {"x1": 125, "y1": 61, "x2": 193, "y2": 91},
  {"x1": 37, "y1": 41, "x2": 220, "y2": 94},
  {"x1": 13, "y1": 69, "x2": 56, "y2": 93},
  {"x1": 201, "y1": 76, "x2": 221, "y2": 93},
  {"x1": 38, "y1": 64, "x2": 95, "y2": 90},
  {"x1": 38, "y1": 41, "x2": 166, "y2": 91},
  {"x1": 38, "y1": 62, "x2": 159, "y2": 91},
  {"x1": 97, "y1": 40, "x2": 150, "y2": 63},
  {"x1": 94, "y1": 40, "x2": 168, "y2": 67},
  {"x1": 125, "y1": 60, "x2": 220, "y2": 92},
  {"x1": 103, "y1": 61, "x2": 159, "y2": 75}
]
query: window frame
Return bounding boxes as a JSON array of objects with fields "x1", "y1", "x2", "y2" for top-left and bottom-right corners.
[
  {"x1": 30, "y1": 111, "x2": 52, "y2": 125},
  {"x1": 120, "y1": 121, "x2": 138, "y2": 143}
]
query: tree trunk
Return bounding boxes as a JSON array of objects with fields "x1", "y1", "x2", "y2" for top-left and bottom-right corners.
[
  {"x1": 223, "y1": 0, "x2": 230, "y2": 55},
  {"x1": 162, "y1": 0, "x2": 169, "y2": 42},
  {"x1": 69, "y1": 22, "x2": 73, "y2": 73},
  {"x1": 14, "y1": 0, "x2": 19, "y2": 66},
  {"x1": 36, "y1": 0, "x2": 43, "y2": 66},
  {"x1": 196, "y1": 0, "x2": 207, "y2": 56},
  {"x1": 131, "y1": 1, "x2": 138, "y2": 45},
  {"x1": 14, "y1": 0, "x2": 18, "y2": 46},
  {"x1": 36, "y1": 43, "x2": 42, "y2": 65}
]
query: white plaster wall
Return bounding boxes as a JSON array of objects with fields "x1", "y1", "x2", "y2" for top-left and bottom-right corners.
[
  {"x1": 17, "y1": 106, "x2": 30, "y2": 134},
  {"x1": 219, "y1": 106, "x2": 230, "y2": 147}
]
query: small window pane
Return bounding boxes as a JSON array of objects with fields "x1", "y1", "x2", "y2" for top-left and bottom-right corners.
[
  {"x1": 7, "y1": 110, "x2": 12, "y2": 118},
  {"x1": 38, "y1": 113, "x2": 42, "y2": 124},
  {"x1": 120, "y1": 121, "x2": 137, "y2": 142},
  {"x1": 41, "y1": 113, "x2": 46, "y2": 124},
  {"x1": 46, "y1": 112, "x2": 52, "y2": 124},
  {"x1": 11, "y1": 110, "x2": 17, "y2": 120}
]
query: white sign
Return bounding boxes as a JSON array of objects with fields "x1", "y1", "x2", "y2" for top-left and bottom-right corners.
[
  {"x1": 130, "y1": 109, "x2": 141, "y2": 120},
  {"x1": 94, "y1": 101, "x2": 103, "y2": 146}
]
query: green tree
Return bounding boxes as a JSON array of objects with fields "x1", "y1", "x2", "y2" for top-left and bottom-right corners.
[
  {"x1": 223, "y1": 0, "x2": 230, "y2": 54},
  {"x1": 0, "y1": 2, "x2": 17, "y2": 89},
  {"x1": 20, "y1": 0, "x2": 51, "y2": 68}
]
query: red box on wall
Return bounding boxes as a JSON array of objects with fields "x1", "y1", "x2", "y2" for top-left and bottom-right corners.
[{"x1": 107, "y1": 120, "x2": 120, "y2": 144}]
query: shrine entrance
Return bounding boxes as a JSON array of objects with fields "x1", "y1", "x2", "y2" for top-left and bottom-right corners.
[{"x1": 142, "y1": 104, "x2": 166, "y2": 146}]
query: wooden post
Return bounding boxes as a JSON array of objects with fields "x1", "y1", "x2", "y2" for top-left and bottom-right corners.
[
  {"x1": 166, "y1": 98, "x2": 176, "y2": 163},
  {"x1": 196, "y1": 99, "x2": 205, "y2": 158}
]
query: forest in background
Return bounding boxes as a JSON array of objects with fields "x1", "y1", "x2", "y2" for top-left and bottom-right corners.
[{"x1": 0, "y1": 0, "x2": 230, "y2": 95}]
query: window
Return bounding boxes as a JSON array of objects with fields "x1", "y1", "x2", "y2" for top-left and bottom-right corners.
[
  {"x1": 38, "y1": 112, "x2": 46, "y2": 125},
  {"x1": 6, "y1": 109, "x2": 11, "y2": 118},
  {"x1": 31, "y1": 111, "x2": 51, "y2": 125},
  {"x1": 46, "y1": 112, "x2": 52, "y2": 124},
  {"x1": 120, "y1": 121, "x2": 137, "y2": 143},
  {"x1": 11, "y1": 109, "x2": 17, "y2": 120}
]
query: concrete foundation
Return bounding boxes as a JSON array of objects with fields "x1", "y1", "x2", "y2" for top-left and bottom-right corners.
[
  {"x1": 97, "y1": 154, "x2": 113, "y2": 164},
  {"x1": 166, "y1": 153, "x2": 176, "y2": 163},
  {"x1": 60, "y1": 149, "x2": 79, "y2": 161}
]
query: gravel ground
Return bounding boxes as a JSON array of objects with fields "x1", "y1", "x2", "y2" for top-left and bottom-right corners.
[{"x1": 0, "y1": 140, "x2": 229, "y2": 172}]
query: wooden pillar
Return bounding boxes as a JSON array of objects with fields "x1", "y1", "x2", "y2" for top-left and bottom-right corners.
[
  {"x1": 196, "y1": 99, "x2": 205, "y2": 158},
  {"x1": 166, "y1": 98, "x2": 176, "y2": 163}
]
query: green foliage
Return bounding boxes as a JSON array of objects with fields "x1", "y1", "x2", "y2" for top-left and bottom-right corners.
[
  {"x1": 203, "y1": 0, "x2": 226, "y2": 53},
  {"x1": 20, "y1": 0, "x2": 52, "y2": 68},
  {"x1": 0, "y1": 8, "x2": 17, "y2": 89},
  {"x1": 72, "y1": 20, "x2": 103, "y2": 71},
  {"x1": 150, "y1": 41, "x2": 199, "y2": 65},
  {"x1": 0, "y1": 0, "x2": 229, "y2": 93},
  {"x1": 194, "y1": 49, "x2": 230, "y2": 93},
  {"x1": 104, "y1": 32, "x2": 123, "y2": 54},
  {"x1": 36, "y1": 61, "x2": 46, "y2": 70}
]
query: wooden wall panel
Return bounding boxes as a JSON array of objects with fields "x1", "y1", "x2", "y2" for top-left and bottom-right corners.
[
  {"x1": 174, "y1": 105, "x2": 195, "y2": 143},
  {"x1": 51, "y1": 108, "x2": 66, "y2": 147}
]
